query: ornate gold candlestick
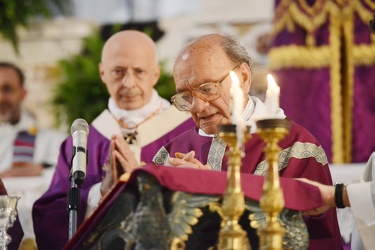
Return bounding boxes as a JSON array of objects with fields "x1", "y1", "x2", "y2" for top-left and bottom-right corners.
[
  {"x1": 216, "y1": 124, "x2": 251, "y2": 250},
  {"x1": 256, "y1": 119, "x2": 291, "y2": 250}
]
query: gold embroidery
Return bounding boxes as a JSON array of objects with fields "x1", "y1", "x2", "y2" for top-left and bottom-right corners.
[
  {"x1": 268, "y1": 43, "x2": 375, "y2": 69},
  {"x1": 207, "y1": 136, "x2": 226, "y2": 171},
  {"x1": 297, "y1": 0, "x2": 325, "y2": 16},
  {"x1": 170, "y1": 192, "x2": 220, "y2": 242},
  {"x1": 353, "y1": 44, "x2": 375, "y2": 65},
  {"x1": 329, "y1": 2, "x2": 344, "y2": 163},
  {"x1": 355, "y1": 0, "x2": 375, "y2": 25},
  {"x1": 364, "y1": 0, "x2": 375, "y2": 9},
  {"x1": 268, "y1": 45, "x2": 331, "y2": 69},
  {"x1": 152, "y1": 146, "x2": 170, "y2": 165},
  {"x1": 341, "y1": 9, "x2": 355, "y2": 163},
  {"x1": 269, "y1": 0, "x2": 375, "y2": 163},
  {"x1": 272, "y1": 0, "x2": 375, "y2": 39},
  {"x1": 254, "y1": 142, "x2": 328, "y2": 176}
]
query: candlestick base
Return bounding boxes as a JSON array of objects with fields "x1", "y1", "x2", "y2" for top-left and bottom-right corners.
[
  {"x1": 256, "y1": 118, "x2": 291, "y2": 131},
  {"x1": 215, "y1": 124, "x2": 251, "y2": 250},
  {"x1": 256, "y1": 118, "x2": 291, "y2": 250}
]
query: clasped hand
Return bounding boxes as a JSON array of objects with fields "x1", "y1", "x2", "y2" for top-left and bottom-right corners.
[
  {"x1": 168, "y1": 150, "x2": 212, "y2": 170},
  {"x1": 100, "y1": 134, "x2": 139, "y2": 197},
  {"x1": 100, "y1": 136, "x2": 212, "y2": 198}
]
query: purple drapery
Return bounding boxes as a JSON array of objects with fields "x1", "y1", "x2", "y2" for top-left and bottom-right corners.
[{"x1": 270, "y1": 0, "x2": 375, "y2": 163}]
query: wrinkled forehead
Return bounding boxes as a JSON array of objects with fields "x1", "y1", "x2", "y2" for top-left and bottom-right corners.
[
  {"x1": 102, "y1": 39, "x2": 158, "y2": 69},
  {"x1": 173, "y1": 46, "x2": 232, "y2": 90}
]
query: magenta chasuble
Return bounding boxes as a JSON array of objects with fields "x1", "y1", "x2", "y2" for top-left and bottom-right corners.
[{"x1": 152, "y1": 122, "x2": 343, "y2": 249}]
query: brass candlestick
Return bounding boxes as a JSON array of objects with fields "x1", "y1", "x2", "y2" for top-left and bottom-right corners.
[
  {"x1": 256, "y1": 118, "x2": 291, "y2": 250},
  {"x1": 216, "y1": 124, "x2": 251, "y2": 250}
]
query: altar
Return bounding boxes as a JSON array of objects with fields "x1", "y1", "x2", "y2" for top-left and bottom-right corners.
[
  {"x1": 0, "y1": 162, "x2": 367, "y2": 248},
  {"x1": 64, "y1": 164, "x2": 325, "y2": 250}
]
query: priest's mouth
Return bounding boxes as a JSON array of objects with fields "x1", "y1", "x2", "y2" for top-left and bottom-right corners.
[{"x1": 200, "y1": 113, "x2": 220, "y2": 122}]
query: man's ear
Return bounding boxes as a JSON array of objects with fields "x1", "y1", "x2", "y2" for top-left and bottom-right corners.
[
  {"x1": 240, "y1": 63, "x2": 251, "y2": 94},
  {"x1": 152, "y1": 64, "x2": 161, "y2": 87},
  {"x1": 21, "y1": 89, "x2": 27, "y2": 100},
  {"x1": 99, "y1": 63, "x2": 106, "y2": 84}
]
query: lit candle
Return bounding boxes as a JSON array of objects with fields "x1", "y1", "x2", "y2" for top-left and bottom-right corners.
[
  {"x1": 229, "y1": 71, "x2": 245, "y2": 147},
  {"x1": 265, "y1": 74, "x2": 280, "y2": 117}
]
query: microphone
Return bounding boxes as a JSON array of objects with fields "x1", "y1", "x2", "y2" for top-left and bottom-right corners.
[{"x1": 70, "y1": 118, "x2": 89, "y2": 185}]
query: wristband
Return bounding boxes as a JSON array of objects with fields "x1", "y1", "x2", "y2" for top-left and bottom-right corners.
[
  {"x1": 42, "y1": 163, "x2": 53, "y2": 168},
  {"x1": 334, "y1": 183, "x2": 346, "y2": 208}
]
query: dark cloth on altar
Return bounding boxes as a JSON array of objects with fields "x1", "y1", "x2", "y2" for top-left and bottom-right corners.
[
  {"x1": 32, "y1": 118, "x2": 194, "y2": 250},
  {"x1": 0, "y1": 179, "x2": 23, "y2": 250},
  {"x1": 133, "y1": 164, "x2": 324, "y2": 210},
  {"x1": 64, "y1": 164, "x2": 324, "y2": 250},
  {"x1": 156, "y1": 122, "x2": 343, "y2": 250}
]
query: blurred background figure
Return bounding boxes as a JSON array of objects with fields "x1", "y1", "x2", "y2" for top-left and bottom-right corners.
[
  {"x1": 0, "y1": 62, "x2": 66, "y2": 177},
  {"x1": 0, "y1": 62, "x2": 66, "y2": 248}
]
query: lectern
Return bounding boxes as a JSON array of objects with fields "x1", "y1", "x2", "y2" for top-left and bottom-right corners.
[{"x1": 64, "y1": 164, "x2": 321, "y2": 250}]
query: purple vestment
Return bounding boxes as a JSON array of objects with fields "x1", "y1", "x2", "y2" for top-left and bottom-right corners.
[
  {"x1": 32, "y1": 117, "x2": 194, "y2": 250},
  {"x1": 156, "y1": 121, "x2": 343, "y2": 249}
]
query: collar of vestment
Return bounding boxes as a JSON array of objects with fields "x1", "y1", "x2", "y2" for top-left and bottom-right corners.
[
  {"x1": 198, "y1": 95, "x2": 286, "y2": 138},
  {"x1": 108, "y1": 89, "x2": 170, "y2": 129},
  {"x1": 92, "y1": 106, "x2": 192, "y2": 164}
]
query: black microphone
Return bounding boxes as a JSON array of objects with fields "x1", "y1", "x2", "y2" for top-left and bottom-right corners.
[{"x1": 70, "y1": 118, "x2": 89, "y2": 185}]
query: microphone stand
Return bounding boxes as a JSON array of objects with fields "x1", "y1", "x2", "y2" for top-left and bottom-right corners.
[
  {"x1": 67, "y1": 146, "x2": 87, "y2": 240},
  {"x1": 68, "y1": 177, "x2": 80, "y2": 240}
]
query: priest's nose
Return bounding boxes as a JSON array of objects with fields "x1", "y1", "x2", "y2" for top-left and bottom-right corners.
[
  {"x1": 190, "y1": 96, "x2": 209, "y2": 113},
  {"x1": 121, "y1": 73, "x2": 137, "y2": 88}
]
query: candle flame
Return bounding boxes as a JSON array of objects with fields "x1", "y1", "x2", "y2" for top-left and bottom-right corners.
[
  {"x1": 267, "y1": 74, "x2": 277, "y2": 88},
  {"x1": 230, "y1": 71, "x2": 239, "y2": 87},
  {"x1": 265, "y1": 73, "x2": 280, "y2": 117},
  {"x1": 229, "y1": 70, "x2": 245, "y2": 149}
]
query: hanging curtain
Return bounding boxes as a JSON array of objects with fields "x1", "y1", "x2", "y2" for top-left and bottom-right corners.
[{"x1": 269, "y1": 0, "x2": 375, "y2": 163}]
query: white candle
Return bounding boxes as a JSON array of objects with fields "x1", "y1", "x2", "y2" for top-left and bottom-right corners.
[
  {"x1": 265, "y1": 74, "x2": 280, "y2": 116},
  {"x1": 229, "y1": 71, "x2": 245, "y2": 148}
]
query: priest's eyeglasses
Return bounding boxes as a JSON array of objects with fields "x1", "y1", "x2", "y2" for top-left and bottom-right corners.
[
  {"x1": 110, "y1": 67, "x2": 148, "y2": 80},
  {"x1": 171, "y1": 65, "x2": 239, "y2": 111}
]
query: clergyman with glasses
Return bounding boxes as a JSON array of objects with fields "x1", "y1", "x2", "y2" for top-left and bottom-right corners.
[
  {"x1": 150, "y1": 33, "x2": 342, "y2": 249},
  {"x1": 32, "y1": 30, "x2": 194, "y2": 250}
]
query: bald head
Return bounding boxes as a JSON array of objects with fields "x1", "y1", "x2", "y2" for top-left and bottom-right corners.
[
  {"x1": 174, "y1": 33, "x2": 252, "y2": 74},
  {"x1": 101, "y1": 30, "x2": 158, "y2": 65},
  {"x1": 172, "y1": 33, "x2": 252, "y2": 134},
  {"x1": 99, "y1": 30, "x2": 161, "y2": 110}
]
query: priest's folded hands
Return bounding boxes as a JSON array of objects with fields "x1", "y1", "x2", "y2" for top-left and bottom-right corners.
[
  {"x1": 101, "y1": 143, "x2": 212, "y2": 197},
  {"x1": 100, "y1": 134, "x2": 141, "y2": 196},
  {"x1": 168, "y1": 150, "x2": 212, "y2": 170}
]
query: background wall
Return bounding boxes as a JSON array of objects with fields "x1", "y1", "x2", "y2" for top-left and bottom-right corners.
[{"x1": 0, "y1": 0, "x2": 275, "y2": 129}]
